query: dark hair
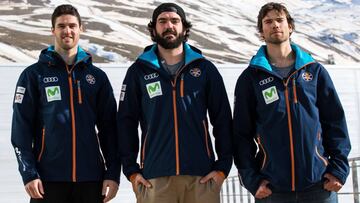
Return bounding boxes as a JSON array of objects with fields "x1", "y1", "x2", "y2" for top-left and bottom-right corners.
[
  {"x1": 257, "y1": 2, "x2": 295, "y2": 34},
  {"x1": 147, "y1": 3, "x2": 192, "y2": 42},
  {"x1": 51, "y1": 4, "x2": 81, "y2": 28}
]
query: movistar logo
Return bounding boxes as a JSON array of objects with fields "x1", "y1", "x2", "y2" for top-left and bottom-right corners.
[
  {"x1": 264, "y1": 87, "x2": 276, "y2": 99},
  {"x1": 147, "y1": 83, "x2": 160, "y2": 93},
  {"x1": 146, "y1": 81, "x2": 162, "y2": 98},
  {"x1": 45, "y1": 86, "x2": 61, "y2": 102},
  {"x1": 262, "y1": 86, "x2": 279, "y2": 104},
  {"x1": 47, "y1": 86, "x2": 59, "y2": 96}
]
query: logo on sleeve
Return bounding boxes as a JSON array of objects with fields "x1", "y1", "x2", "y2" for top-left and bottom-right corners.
[
  {"x1": 262, "y1": 86, "x2": 279, "y2": 104},
  {"x1": 14, "y1": 94, "x2": 24, "y2": 104},
  {"x1": 120, "y1": 84, "x2": 126, "y2": 101},
  {"x1": 146, "y1": 81, "x2": 162, "y2": 99},
  {"x1": 16, "y1": 86, "x2": 26, "y2": 94},
  {"x1": 14, "y1": 86, "x2": 26, "y2": 104},
  {"x1": 45, "y1": 86, "x2": 61, "y2": 102}
]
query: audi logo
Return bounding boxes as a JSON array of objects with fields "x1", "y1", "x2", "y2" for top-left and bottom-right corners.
[
  {"x1": 259, "y1": 77, "x2": 274, "y2": 86},
  {"x1": 144, "y1": 73, "x2": 159, "y2": 80},
  {"x1": 43, "y1": 77, "x2": 59, "y2": 83}
]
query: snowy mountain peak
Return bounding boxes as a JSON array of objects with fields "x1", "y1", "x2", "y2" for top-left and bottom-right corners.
[{"x1": 0, "y1": 0, "x2": 359, "y2": 64}]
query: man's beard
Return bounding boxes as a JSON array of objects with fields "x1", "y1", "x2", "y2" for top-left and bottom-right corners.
[
  {"x1": 154, "y1": 29, "x2": 185, "y2": 49},
  {"x1": 265, "y1": 32, "x2": 289, "y2": 45},
  {"x1": 266, "y1": 37, "x2": 288, "y2": 45}
]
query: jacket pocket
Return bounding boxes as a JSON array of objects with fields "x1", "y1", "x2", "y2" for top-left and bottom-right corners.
[
  {"x1": 180, "y1": 74, "x2": 184, "y2": 98},
  {"x1": 202, "y1": 120, "x2": 211, "y2": 159},
  {"x1": 76, "y1": 80, "x2": 82, "y2": 104},
  {"x1": 315, "y1": 146, "x2": 328, "y2": 167},
  {"x1": 141, "y1": 132, "x2": 149, "y2": 169},
  {"x1": 315, "y1": 132, "x2": 328, "y2": 167},
  {"x1": 37, "y1": 127, "x2": 45, "y2": 162},
  {"x1": 257, "y1": 135, "x2": 267, "y2": 170}
]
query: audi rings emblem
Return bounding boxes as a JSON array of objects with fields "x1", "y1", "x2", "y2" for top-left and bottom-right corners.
[
  {"x1": 43, "y1": 76, "x2": 58, "y2": 83},
  {"x1": 259, "y1": 77, "x2": 274, "y2": 86},
  {"x1": 86, "y1": 74, "x2": 96, "y2": 84},
  {"x1": 144, "y1": 72, "x2": 159, "y2": 80},
  {"x1": 190, "y1": 68, "x2": 201, "y2": 77}
]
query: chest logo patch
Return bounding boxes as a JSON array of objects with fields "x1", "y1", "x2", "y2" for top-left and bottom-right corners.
[
  {"x1": 302, "y1": 72, "x2": 313, "y2": 82},
  {"x1": 45, "y1": 86, "x2": 61, "y2": 102},
  {"x1": 146, "y1": 81, "x2": 163, "y2": 99},
  {"x1": 86, "y1": 74, "x2": 96, "y2": 84},
  {"x1": 262, "y1": 86, "x2": 279, "y2": 104},
  {"x1": 190, "y1": 68, "x2": 201, "y2": 77}
]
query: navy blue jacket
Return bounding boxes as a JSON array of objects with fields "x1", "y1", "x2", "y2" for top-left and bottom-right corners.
[
  {"x1": 118, "y1": 43, "x2": 233, "y2": 180},
  {"x1": 233, "y1": 44, "x2": 351, "y2": 195},
  {"x1": 11, "y1": 46, "x2": 120, "y2": 185}
]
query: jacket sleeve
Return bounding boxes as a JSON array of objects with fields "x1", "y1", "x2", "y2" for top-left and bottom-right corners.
[
  {"x1": 117, "y1": 64, "x2": 142, "y2": 180},
  {"x1": 206, "y1": 62, "x2": 233, "y2": 176},
  {"x1": 316, "y1": 65, "x2": 351, "y2": 184},
  {"x1": 11, "y1": 68, "x2": 40, "y2": 185},
  {"x1": 233, "y1": 69, "x2": 264, "y2": 195},
  {"x1": 96, "y1": 71, "x2": 121, "y2": 183}
]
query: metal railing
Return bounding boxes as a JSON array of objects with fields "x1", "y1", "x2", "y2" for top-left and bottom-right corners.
[{"x1": 221, "y1": 157, "x2": 360, "y2": 203}]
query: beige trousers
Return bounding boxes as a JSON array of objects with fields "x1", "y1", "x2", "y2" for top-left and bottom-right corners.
[{"x1": 135, "y1": 175, "x2": 221, "y2": 203}]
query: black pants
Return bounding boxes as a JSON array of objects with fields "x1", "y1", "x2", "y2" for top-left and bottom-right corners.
[{"x1": 30, "y1": 182, "x2": 104, "y2": 203}]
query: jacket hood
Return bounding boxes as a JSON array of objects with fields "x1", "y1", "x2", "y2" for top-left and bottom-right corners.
[
  {"x1": 137, "y1": 42, "x2": 204, "y2": 69},
  {"x1": 250, "y1": 44, "x2": 315, "y2": 72},
  {"x1": 38, "y1": 45, "x2": 92, "y2": 65}
]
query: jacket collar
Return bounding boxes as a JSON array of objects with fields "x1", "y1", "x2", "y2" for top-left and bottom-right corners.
[
  {"x1": 137, "y1": 42, "x2": 203, "y2": 69},
  {"x1": 39, "y1": 46, "x2": 91, "y2": 66},
  {"x1": 250, "y1": 43, "x2": 315, "y2": 72}
]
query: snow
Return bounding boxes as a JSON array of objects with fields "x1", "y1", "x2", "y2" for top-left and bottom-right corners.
[{"x1": 0, "y1": 0, "x2": 359, "y2": 63}]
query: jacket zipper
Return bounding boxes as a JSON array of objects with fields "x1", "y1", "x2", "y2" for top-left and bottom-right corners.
[
  {"x1": 170, "y1": 59, "x2": 201, "y2": 175},
  {"x1": 256, "y1": 135, "x2": 267, "y2": 170},
  {"x1": 37, "y1": 127, "x2": 46, "y2": 162},
  {"x1": 283, "y1": 84, "x2": 296, "y2": 191},
  {"x1": 66, "y1": 64, "x2": 77, "y2": 182},
  {"x1": 283, "y1": 62, "x2": 315, "y2": 191},
  {"x1": 202, "y1": 120, "x2": 211, "y2": 158}
]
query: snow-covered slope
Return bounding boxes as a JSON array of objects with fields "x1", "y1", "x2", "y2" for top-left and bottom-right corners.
[{"x1": 0, "y1": 0, "x2": 359, "y2": 64}]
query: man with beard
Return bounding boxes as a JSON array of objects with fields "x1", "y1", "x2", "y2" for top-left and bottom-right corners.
[
  {"x1": 11, "y1": 4, "x2": 120, "y2": 203},
  {"x1": 233, "y1": 2, "x2": 351, "y2": 203},
  {"x1": 117, "y1": 3, "x2": 232, "y2": 203}
]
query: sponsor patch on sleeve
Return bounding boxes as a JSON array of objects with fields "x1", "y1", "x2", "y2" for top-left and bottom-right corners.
[
  {"x1": 14, "y1": 94, "x2": 24, "y2": 104},
  {"x1": 120, "y1": 84, "x2": 127, "y2": 101},
  {"x1": 120, "y1": 92, "x2": 126, "y2": 101},
  {"x1": 121, "y1": 84, "x2": 127, "y2": 92},
  {"x1": 16, "y1": 86, "x2": 26, "y2": 94}
]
